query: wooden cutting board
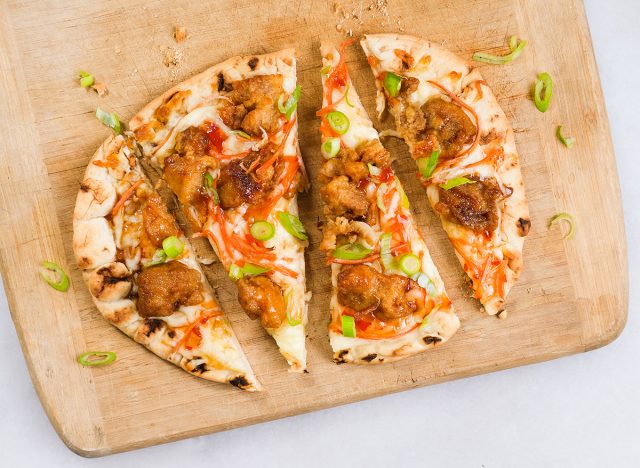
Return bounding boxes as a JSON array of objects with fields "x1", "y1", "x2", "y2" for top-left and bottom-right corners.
[{"x1": 0, "y1": 0, "x2": 627, "y2": 457}]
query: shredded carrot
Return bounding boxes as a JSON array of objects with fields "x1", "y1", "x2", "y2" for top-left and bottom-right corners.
[
  {"x1": 256, "y1": 117, "x2": 296, "y2": 178},
  {"x1": 111, "y1": 179, "x2": 143, "y2": 217},
  {"x1": 171, "y1": 310, "x2": 222, "y2": 355}
]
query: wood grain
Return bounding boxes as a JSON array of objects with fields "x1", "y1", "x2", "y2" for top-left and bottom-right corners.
[{"x1": 0, "y1": 0, "x2": 627, "y2": 457}]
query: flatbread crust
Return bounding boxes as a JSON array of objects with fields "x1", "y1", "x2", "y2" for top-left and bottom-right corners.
[
  {"x1": 361, "y1": 33, "x2": 530, "y2": 317},
  {"x1": 73, "y1": 134, "x2": 261, "y2": 390},
  {"x1": 129, "y1": 49, "x2": 309, "y2": 371},
  {"x1": 319, "y1": 43, "x2": 460, "y2": 364}
]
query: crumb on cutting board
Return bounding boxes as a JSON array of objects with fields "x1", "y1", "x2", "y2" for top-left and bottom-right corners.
[
  {"x1": 330, "y1": 0, "x2": 405, "y2": 37},
  {"x1": 91, "y1": 82, "x2": 108, "y2": 97},
  {"x1": 174, "y1": 26, "x2": 187, "y2": 43}
]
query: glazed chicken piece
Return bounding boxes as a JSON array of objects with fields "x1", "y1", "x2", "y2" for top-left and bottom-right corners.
[{"x1": 236, "y1": 275, "x2": 286, "y2": 329}]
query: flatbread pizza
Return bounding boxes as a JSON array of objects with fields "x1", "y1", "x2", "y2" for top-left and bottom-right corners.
[
  {"x1": 73, "y1": 134, "x2": 261, "y2": 390},
  {"x1": 317, "y1": 41, "x2": 460, "y2": 364},
  {"x1": 129, "y1": 49, "x2": 310, "y2": 371},
  {"x1": 361, "y1": 34, "x2": 530, "y2": 317}
]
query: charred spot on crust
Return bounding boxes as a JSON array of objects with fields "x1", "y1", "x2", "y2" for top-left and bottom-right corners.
[
  {"x1": 230, "y1": 376, "x2": 249, "y2": 389},
  {"x1": 247, "y1": 57, "x2": 258, "y2": 70},
  {"x1": 167, "y1": 330, "x2": 176, "y2": 339},
  {"x1": 423, "y1": 336, "x2": 442, "y2": 345},
  {"x1": 217, "y1": 73, "x2": 225, "y2": 92},
  {"x1": 362, "y1": 353, "x2": 377, "y2": 362},
  {"x1": 517, "y1": 217, "x2": 531, "y2": 237},
  {"x1": 143, "y1": 318, "x2": 164, "y2": 337},
  {"x1": 191, "y1": 363, "x2": 207, "y2": 374},
  {"x1": 334, "y1": 350, "x2": 349, "y2": 364}
]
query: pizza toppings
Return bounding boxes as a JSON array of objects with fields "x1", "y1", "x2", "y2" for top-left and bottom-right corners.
[
  {"x1": 277, "y1": 85, "x2": 301, "y2": 120},
  {"x1": 326, "y1": 110, "x2": 350, "y2": 135},
  {"x1": 217, "y1": 154, "x2": 272, "y2": 209},
  {"x1": 142, "y1": 193, "x2": 179, "y2": 246},
  {"x1": 417, "y1": 97, "x2": 477, "y2": 159},
  {"x1": 383, "y1": 71, "x2": 402, "y2": 97},
  {"x1": 236, "y1": 275, "x2": 286, "y2": 329},
  {"x1": 137, "y1": 261, "x2": 204, "y2": 318},
  {"x1": 39, "y1": 261, "x2": 70, "y2": 292},
  {"x1": 322, "y1": 137, "x2": 341, "y2": 159},
  {"x1": 321, "y1": 175, "x2": 369, "y2": 220},
  {"x1": 250, "y1": 220, "x2": 276, "y2": 241},
  {"x1": 277, "y1": 211, "x2": 308, "y2": 240},
  {"x1": 337, "y1": 264, "x2": 424, "y2": 322},
  {"x1": 341, "y1": 315, "x2": 356, "y2": 338},
  {"x1": 435, "y1": 176, "x2": 504, "y2": 234}
]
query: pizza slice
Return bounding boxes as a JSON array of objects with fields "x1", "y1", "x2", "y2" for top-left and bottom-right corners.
[
  {"x1": 73, "y1": 135, "x2": 261, "y2": 390},
  {"x1": 318, "y1": 41, "x2": 460, "y2": 364},
  {"x1": 129, "y1": 50, "x2": 309, "y2": 371},
  {"x1": 361, "y1": 34, "x2": 531, "y2": 318}
]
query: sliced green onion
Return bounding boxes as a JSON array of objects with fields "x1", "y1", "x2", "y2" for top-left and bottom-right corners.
[
  {"x1": 332, "y1": 243, "x2": 372, "y2": 261},
  {"x1": 285, "y1": 290, "x2": 302, "y2": 326},
  {"x1": 143, "y1": 249, "x2": 167, "y2": 267},
  {"x1": 472, "y1": 36, "x2": 527, "y2": 65},
  {"x1": 341, "y1": 315, "x2": 356, "y2": 338},
  {"x1": 320, "y1": 65, "x2": 331, "y2": 75},
  {"x1": 417, "y1": 150, "x2": 440, "y2": 179},
  {"x1": 556, "y1": 126, "x2": 575, "y2": 148},
  {"x1": 79, "y1": 70, "x2": 95, "y2": 88},
  {"x1": 326, "y1": 110, "x2": 350, "y2": 135},
  {"x1": 77, "y1": 351, "x2": 117, "y2": 367},
  {"x1": 415, "y1": 273, "x2": 437, "y2": 296},
  {"x1": 344, "y1": 84, "x2": 355, "y2": 107},
  {"x1": 250, "y1": 220, "x2": 275, "y2": 241},
  {"x1": 376, "y1": 182, "x2": 387, "y2": 212},
  {"x1": 439, "y1": 177, "x2": 475, "y2": 190},
  {"x1": 39, "y1": 261, "x2": 70, "y2": 292},
  {"x1": 383, "y1": 71, "x2": 402, "y2": 97},
  {"x1": 322, "y1": 137, "x2": 341, "y2": 159},
  {"x1": 548, "y1": 212, "x2": 576, "y2": 240},
  {"x1": 202, "y1": 173, "x2": 219, "y2": 205},
  {"x1": 277, "y1": 211, "x2": 308, "y2": 241},
  {"x1": 96, "y1": 107, "x2": 122, "y2": 134},
  {"x1": 368, "y1": 163, "x2": 381, "y2": 176},
  {"x1": 241, "y1": 263, "x2": 270, "y2": 276},
  {"x1": 229, "y1": 264, "x2": 243, "y2": 280},
  {"x1": 399, "y1": 253, "x2": 421, "y2": 276},
  {"x1": 379, "y1": 232, "x2": 394, "y2": 270},
  {"x1": 533, "y1": 72, "x2": 553, "y2": 113},
  {"x1": 419, "y1": 315, "x2": 430, "y2": 331},
  {"x1": 395, "y1": 176, "x2": 410, "y2": 209},
  {"x1": 277, "y1": 85, "x2": 301, "y2": 120},
  {"x1": 233, "y1": 130, "x2": 252, "y2": 139},
  {"x1": 162, "y1": 236, "x2": 184, "y2": 258}
]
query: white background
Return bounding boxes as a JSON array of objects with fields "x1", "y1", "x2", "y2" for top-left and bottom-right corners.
[{"x1": 1, "y1": 1, "x2": 637, "y2": 466}]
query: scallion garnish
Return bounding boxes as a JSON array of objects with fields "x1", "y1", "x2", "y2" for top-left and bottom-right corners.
[
  {"x1": 379, "y1": 232, "x2": 394, "y2": 270},
  {"x1": 143, "y1": 249, "x2": 168, "y2": 267},
  {"x1": 383, "y1": 71, "x2": 402, "y2": 97},
  {"x1": 556, "y1": 126, "x2": 575, "y2": 148},
  {"x1": 39, "y1": 261, "x2": 70, "y2": 292},
  {"x1": 229, "y1": 264, "x2": 243, "y2": 280},
  {"x1": 399, "y1": 253, "x2": 421, "y2": 276},
  {"x1": 250, "y1": 220, "x2": 276, "y2": 241},
  {"x1": 322, "y1": 138, "x2": 341, "y2": 159},
  {"x1": 472, "y1": 36, "x2": 527, "y2": 65},
  {"x1": 77, "y1": 351, "x2": 117, "y2": 367},
  {"x1": 395, "y1": 176, "x2": 410, "y2": 209},
  {"x1": 533, "y1": 72, "x2": 553, "y2": 113},
  {"x1": 548, "y1": 212, "x2": 576, "y2": 240},
  {"x1": 96, "y1": 107, "x2": 122, "y2": 134},
  {"x1": 320, "y1": 65, "x2": 331, "y2": 75},
  {"x1": 439, "y1": 177, "x2": 475, "y2": 190},
  {"x1": 162, "y1": 236, "x2": 184, "y2": 258},
  {"x1": 341, "y1": 315, "x2": 356, "y2": 338},
  {"x1": 332, "y1": 243, "x2": 372, "y2": 261},
  {"x1": 368, "y1": 163, "x2": 381, "y2": 177},
  {"x1": 233, "y1": 130, "x2": 252, "y2": 139},
  {"x1": 285, "y1": 290, "x2": 302, "y2": 326},
  {"x1": 326, "y1": 110, "x2": 350, "y2": 135},
  {"x1": 417, "y1": 150, "x2": 440, "y2": 179},
  {"x1": 277, "y1": 211, "x2": 308, "y2": 241},
  {"x1": 79, "y1": 70, "x2": 95, "y2": 88},
  {"x1": 344, "y1": 84, "x2": 355, "y2": 107},
  {"x1": 241, "y1": 263, "x2": 271, "y2": 276},
  {"x1": 277, "y1": 85, "x2": 301, "y2": 120}
]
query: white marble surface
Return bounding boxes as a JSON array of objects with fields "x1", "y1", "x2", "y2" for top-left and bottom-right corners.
[{"x1": 1, "y1": 1, "x2": 638, "y2": 466}]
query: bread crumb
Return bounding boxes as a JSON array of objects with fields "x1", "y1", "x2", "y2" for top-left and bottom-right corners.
[
  {"x1": 91, "y1": 82, "x2": 108, "y2": 97},
  {"x1": 162, "y1": 46, "x2": 183, "y2": 68},
  {"x1": 174, "y1": 26, "x2": 187, "y2": 43}
]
